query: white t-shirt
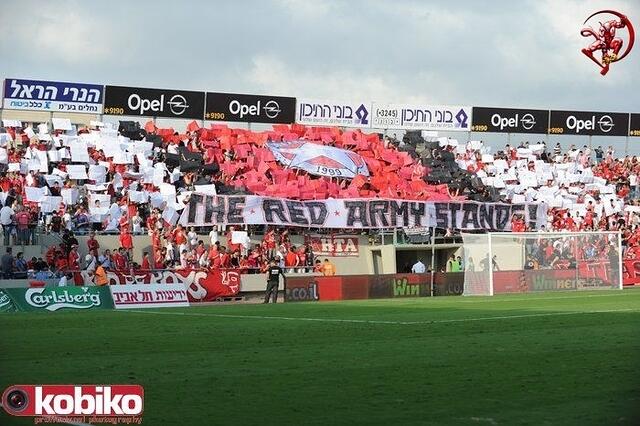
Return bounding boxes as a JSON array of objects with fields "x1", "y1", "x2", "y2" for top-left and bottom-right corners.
[
  {"x1": 0, "y1": 206, "x2": 14, "y2": 225},
  {"x1": 131, "y1": 215, "x2": 142, "y2": 233},
  {"x1": 209, "y1": 230, "x2": 219, "y2": 245},
  {"x1": 188, "y1": 231, "x2": 198, "y2": 247},
  {"x1": 63, "y1": 212, "x2": 72, "y2": 230},
  {"x1": 411, "y1": 261, "x2": 426, "y2": 273}
]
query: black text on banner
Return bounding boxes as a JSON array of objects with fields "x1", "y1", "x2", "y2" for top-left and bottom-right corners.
[
  {"x1": 103, "y1": 85, "x2": 205, "y2": 119},
  {"x1": 205, "y1": 92, "x2": 296, "y2": 124},
  {"x1": 180, "y1": 194, "x2": 547, "y2": 231},
  {"x1": 471, "y1": 107, "x2": 549, "y2": 134}
]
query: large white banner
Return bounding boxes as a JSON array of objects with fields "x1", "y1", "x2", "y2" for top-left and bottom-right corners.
[
  {"x1": 296, "y1": 99, "x2": 371, "y2": 128},
  {"x1": 267, "y1": 141, "x2": 369, "y2": 179},
  {"x1": 371, "y1": 103, "x2": 472, "y2": 131},
  {"x1": 109, "y1": 283, "x2": 190, "y2": 309},
  {"x1": 180, "y1": 194, "x2": 547, "y2": 231}
]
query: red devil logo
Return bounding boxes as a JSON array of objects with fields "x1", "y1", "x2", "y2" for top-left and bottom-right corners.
[{"x1": 581, "y1": 10, "x2": 635, "y2": 75}]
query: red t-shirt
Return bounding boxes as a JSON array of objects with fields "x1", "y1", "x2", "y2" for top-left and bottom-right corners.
[
  {"x1": 119, "y1": 231, "x2": 133, "y2": 249},
  {"x1": 68, "y1": 252, "x2": 79, "y2": 271},
  {"x1": 87, "y1": 238, "x2": 100, "y2": 254},
  {"x1": 285, "y1": 251, "x2": 299, "y2": 267},
  {"x1": 174, "y1": 229, "x2": 187, "y2": 245},
  {"x1": 113, "y1": 253, "x2": 127, "y2": 270}
]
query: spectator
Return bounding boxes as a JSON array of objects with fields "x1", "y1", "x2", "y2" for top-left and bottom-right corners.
[
  {"x1": 15, "y1": 206, "x2": 31, "y2": 245},
  {"x1": 14, "y1": 251, "x2": 28, "y2": 279},
  {"x1": 321, "y1": 258, "x2": 336, "y2": 276},
  {"x1": 99, "y1": 249, "x2": 113, "y2": 270},
  {"x1": 137, "y1": 252, "x2": 149, "y2": 270},
  {"x1": 1, "y1": 247, "x2": 14, "y2": 279},
  {"x1": 188, "y1": 227, "x2": 198, "y2": 248},
  {"x1": 1, "y1": 201, "x2": 15, "y2": 246},
  {"x1": 87, "y1": 231, "x2": 100, "y2": 258},
  {"x1": 285, "y1": 245, "x2": 299, "y2": 273},
  {"x1": 49, "y1": 211, "x2": 62, "y2": 234},
  {"x1": 446, "y1": 254, "x2": 456, "y2": 272},
  {"x1": 411, "y1": 259, "x2": 426, "y2": 273},
  {"x1": 131, "y1": 211, "x2": 143, "y2": 234},
  {"x1": 467, "y1": 256, "x2": 475, "y2": 271},
  {"x1": 94, "y1": 260, "x2": 108, "y2": 286},
  {"x1": 84, "y1": 254, "x2": 97, "y2": 274},
  {"x1": 58, "y1": 272, "x2": 72, "y2": 287},
  {"x1": 68, "y1": 245, "x2": 80, "y2": 271},
  {"x1": 594, "y1": 146, "x2": 604, "y2": 163}
]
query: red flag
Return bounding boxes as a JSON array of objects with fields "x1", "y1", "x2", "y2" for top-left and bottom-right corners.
[
  {"x1": 187, "y1": 120, "x2": 200, "y2": 132},
  {"x1": 352, "y1": 174, "x2": 367, "y2": 188},
  {"x1": 144, "y1": 120, "x2": 156, "y2": 133}
]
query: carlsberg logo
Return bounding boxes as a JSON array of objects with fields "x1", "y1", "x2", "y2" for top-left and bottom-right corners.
[{"x1": 26, "y1": 287, "x2": 102, "y2": 311}]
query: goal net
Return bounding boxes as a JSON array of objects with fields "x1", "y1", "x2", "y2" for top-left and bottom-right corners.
[{"x1": 462, "y1": 232, "x2": 622, "y2": 296}]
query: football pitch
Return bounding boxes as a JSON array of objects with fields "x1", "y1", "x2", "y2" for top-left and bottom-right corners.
[{"x1": 1, "y1": 290, "x2": 639, "y2": 425}]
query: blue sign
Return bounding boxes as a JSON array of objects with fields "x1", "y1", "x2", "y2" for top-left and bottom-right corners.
[{"x1": 2, "y1": 78, "x2": 104, "y2": 114}]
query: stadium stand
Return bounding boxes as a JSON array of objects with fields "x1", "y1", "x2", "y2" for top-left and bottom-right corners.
[{"x1": 0, "y1": 119, "x2": 640, "y2": 287}]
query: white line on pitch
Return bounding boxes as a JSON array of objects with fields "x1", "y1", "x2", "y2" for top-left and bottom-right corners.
[
  {"x1": 456, "y1": 292, "x2": 634, "y2": 303},
  {"x1": 122, "y1": 308, "x2": 638, "y2": 325}
]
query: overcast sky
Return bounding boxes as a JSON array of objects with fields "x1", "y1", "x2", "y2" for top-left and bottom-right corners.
[{"x1": 0, "y1": 0, "x2": 638, "y2": 113}]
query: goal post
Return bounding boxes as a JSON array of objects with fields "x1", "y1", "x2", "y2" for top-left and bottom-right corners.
[{"x1": 462, "y1": 231, "x2": 623, "y2": 296}]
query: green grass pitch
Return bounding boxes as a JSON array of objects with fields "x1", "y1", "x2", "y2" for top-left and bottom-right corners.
[{"x1": 1, "y1": 290, "x2": 639, "y2": 425}]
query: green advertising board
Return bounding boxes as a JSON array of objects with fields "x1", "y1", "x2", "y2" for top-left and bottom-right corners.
[{"x1": 0, "y1": 287, "x2": 114, "y2": 312}]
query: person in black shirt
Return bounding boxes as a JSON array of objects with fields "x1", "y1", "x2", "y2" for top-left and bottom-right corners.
[
  {"x1": 264, "y1": 259, "x2": 286, "y2": 304},
  {"x1": 50, "y1": 212, "x2": 62, "y2": 234}
]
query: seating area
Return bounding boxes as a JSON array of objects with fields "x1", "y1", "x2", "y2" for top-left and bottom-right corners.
[{"x1": 1, "y1": 118, "x2": 640, "y2": 282}]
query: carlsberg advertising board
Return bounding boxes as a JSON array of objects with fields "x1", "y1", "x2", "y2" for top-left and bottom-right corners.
[{"x1": 2, "y1": 287, "x2": 114, "y2": 312}]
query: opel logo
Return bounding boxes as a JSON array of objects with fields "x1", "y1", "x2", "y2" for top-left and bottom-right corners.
[
  {"x1": 520, "y1": 113, "x2": 536, "y2": 130},
  {"x1": 167, "y1": 94, "x2": 189, "y2": 116},
  {"x1": 263, "y1": 100, "x2": 281, "y2": 119},
  {"x1": 597, "y1": 115, "x2": 614, "y2": 133}
]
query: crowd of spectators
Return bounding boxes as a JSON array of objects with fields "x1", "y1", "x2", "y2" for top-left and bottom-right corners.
[{"x1": 1, "y1": 118, "x2": 639, "y2": 280}]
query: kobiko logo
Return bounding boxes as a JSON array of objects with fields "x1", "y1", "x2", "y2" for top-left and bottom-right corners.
[
  {"x1": 566, "y1": 114, "x2": 614, "y2": 133},
  {"x1": 229, "y1": 99, "x2": 281, "y2": 119},
  {"x1": 1, "y1": 385, "x2": 144, "y2": 418},
  {"x1": 128, "y1": 93, "x2": 189, "y2": 116},
  {"x1": 491, "y1": 113, "x2": 536, "y2": 130}
]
